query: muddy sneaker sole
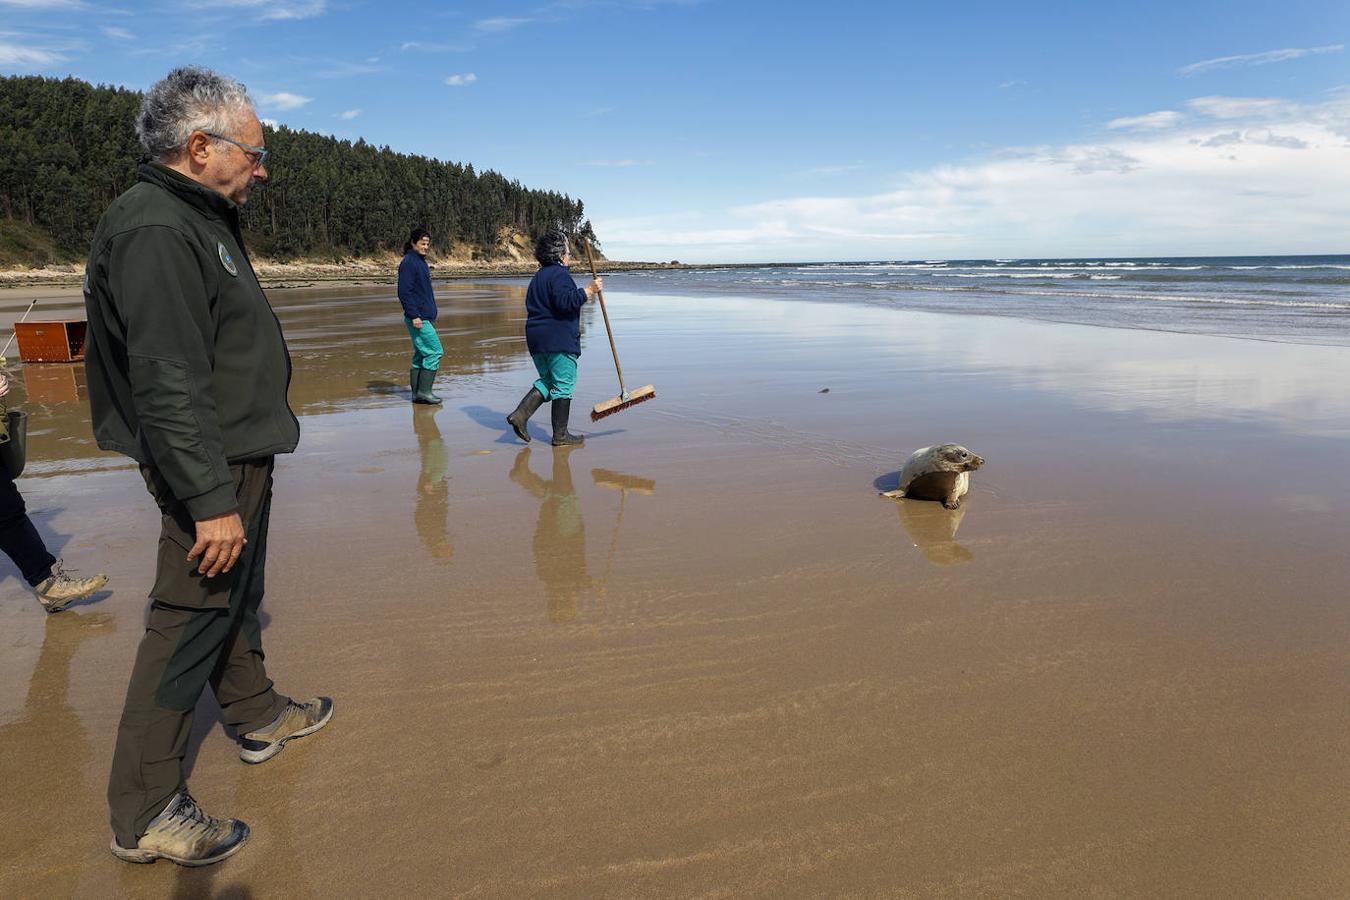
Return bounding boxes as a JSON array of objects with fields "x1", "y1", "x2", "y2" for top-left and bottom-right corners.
[
  {"x1": 239, "y1": 699, "x2": 334, "y2": 764},
  {"x1": 109, "y1": 831, "x2": 249, "y2": 867}
]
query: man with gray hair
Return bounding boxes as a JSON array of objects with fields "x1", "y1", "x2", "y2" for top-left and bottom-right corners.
[{"x1": 84, "y1": 66, "x2": 332, "y2": 867}]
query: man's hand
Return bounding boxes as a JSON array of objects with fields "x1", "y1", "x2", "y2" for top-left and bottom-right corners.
[
  {"x1": 586, "y1": 277, "x2": 603, "y2": 297},
  {"x1": 188, "y1": 511, "x2": 246, "y2": 578},
  {"x1": 412, "y1": 316, "x2": 423, "y2": 329}
]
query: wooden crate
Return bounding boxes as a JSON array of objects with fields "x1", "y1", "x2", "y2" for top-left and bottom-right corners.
[{"x1": 15, "y1": 320, "x2": 86, "y2": 363}]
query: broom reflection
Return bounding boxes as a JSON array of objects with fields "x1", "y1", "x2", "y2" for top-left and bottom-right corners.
[{"x1": 509, "y1": 447, "x2": 654, "y2": 623}]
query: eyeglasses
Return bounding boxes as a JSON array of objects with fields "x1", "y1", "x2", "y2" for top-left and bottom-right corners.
[{"x1": 205, "y1": 132, "x2": 268, "y2": 169}]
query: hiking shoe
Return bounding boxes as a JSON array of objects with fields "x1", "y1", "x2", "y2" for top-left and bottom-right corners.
[
  {"x1": 35, "y1": 560, "x2": 108, "y2": 613},
  {"x1": 110, "y1": 792, "x2": 249, "y2": 867},
  {"x1": 240, "y1": 696, "x2": 334, "y2": 764}
]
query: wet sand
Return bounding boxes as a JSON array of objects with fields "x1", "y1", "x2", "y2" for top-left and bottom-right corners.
[{"x1": 2, "y1": 283, "x2": 1349, "y2": 897}]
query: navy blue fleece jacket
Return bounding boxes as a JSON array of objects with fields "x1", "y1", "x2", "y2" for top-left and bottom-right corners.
[
  {"x1": 524, "y1": 263, "x2": 589, "y2": 355},
  {"x1": 397, "y1": 250, "x2": 437, "y2": 321}
]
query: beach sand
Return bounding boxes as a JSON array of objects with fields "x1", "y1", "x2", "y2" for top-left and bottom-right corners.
[{"x1": 1, "y1": 282, "x2": 1349, "y2": 897}]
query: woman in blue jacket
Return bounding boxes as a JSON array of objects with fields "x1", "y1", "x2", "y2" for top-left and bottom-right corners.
[
  {"x1": 398, "y1": 227, "x2": 442, "y2": 404},
  {"x1": 506, "y1": 230, "x2": 603, "y2": 445}
]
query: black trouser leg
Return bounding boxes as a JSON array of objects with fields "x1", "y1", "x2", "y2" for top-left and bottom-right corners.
[
  {"x1": 107, "y1": 459, "x2": 286, "y2": 848},
  {"x1": 0, "y1": 469, "x2": 55, "y2": 587}
]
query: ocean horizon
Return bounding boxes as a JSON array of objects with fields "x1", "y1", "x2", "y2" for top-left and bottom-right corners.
[{"x1": 601, "y1": 254, "x2": 1350, "y2": 347}]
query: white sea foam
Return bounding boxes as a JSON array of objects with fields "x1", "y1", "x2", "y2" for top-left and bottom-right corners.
[{"x1": 926, "y1": 286, "x2": 1350, "y2": 310}]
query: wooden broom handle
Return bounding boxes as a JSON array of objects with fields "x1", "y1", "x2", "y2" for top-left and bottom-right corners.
[{"x1": 582, "y1": 237, "x2": 627, "y2": 396}]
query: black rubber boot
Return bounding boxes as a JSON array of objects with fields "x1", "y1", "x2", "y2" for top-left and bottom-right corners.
[
  {"x1": 411, "y1": 368, "x2": 441, "y2": 405},
  {"x1": 550, "y1": 398, "x2": 584, "y2": 446},
  {"x1": 422, "y1": 369, "x2": 442, "y2": 403},
  {"x1": 506, "y1": 387, "x2": 545, "y2": 442}
]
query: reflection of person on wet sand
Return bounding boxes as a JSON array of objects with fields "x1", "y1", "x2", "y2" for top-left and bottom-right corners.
[
  {"x1": 509, "y1": 447, "x2": 591, "y2": 622},
  {"x1": 897, "y1": 500, "x2": 974, "y2": 566},
  {"x1": 0, "y1": 612, "x2": 112, "y2": 893},
  {"x1": 412, "y1": 407, "x2": 453, "y2": 559}
]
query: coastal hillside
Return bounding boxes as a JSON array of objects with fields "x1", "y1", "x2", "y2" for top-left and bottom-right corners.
[{"x1": 0, "y1": 75, "x2": 599, "y2": 268}]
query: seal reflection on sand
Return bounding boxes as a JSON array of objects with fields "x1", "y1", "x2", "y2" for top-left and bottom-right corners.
[
  {"x1": 898, "y1": 500, "x2": 974, "y2": 566},
  {"x1": 412, "y1": 406, "x2": 453, "y2": 560}
]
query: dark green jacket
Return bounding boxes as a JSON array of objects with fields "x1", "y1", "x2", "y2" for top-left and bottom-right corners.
[{"x1": 83, "y1": 164, "x2": 299, "y2": 520}]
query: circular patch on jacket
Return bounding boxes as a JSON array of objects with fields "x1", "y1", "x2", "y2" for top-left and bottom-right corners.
[{"x1": 218, "y1": 242, "x2": 238, "y2": 277}]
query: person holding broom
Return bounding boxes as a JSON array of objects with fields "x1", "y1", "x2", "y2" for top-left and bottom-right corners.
[
  {"x1": 506, "y1": 230, "x2": 603, "y2": 446},
  {"x1": 398, "y1": 227, "x2": 443, "y2": 405}
]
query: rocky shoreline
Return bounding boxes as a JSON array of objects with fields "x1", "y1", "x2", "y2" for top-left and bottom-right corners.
[{"x1": 0, "y1": 256, "x2": 692, "y2": 289}]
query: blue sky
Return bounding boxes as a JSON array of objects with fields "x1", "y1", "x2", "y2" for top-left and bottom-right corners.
[{"x1": 4, "y1": 0, "x2": 1349, "y2": 261}]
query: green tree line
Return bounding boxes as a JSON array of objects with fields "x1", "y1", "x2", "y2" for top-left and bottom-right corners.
[{"x1": 0, "y1": 75, "x2": 599, "y2": 262}]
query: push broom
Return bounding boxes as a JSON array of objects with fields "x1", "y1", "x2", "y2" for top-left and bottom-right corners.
[{"x1": 582, "y1": 237, "x2": 655, "y2": 421}]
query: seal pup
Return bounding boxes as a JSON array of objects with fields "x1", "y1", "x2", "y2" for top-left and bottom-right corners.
[{"x1": 881, "y1": 444, "x2": 985, "y2": 510}]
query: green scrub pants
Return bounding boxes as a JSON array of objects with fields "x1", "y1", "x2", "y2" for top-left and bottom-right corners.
[
  {"x1": 531, "y1": 352, "x2": 578, "y2": 400},
  {"x1": 405, "y1": 318, "x2": 444, "y2": 371}
]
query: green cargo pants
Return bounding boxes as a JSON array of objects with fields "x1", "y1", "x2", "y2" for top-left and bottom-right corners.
[{"x1": 107, "y1": 458, "x2": 288, "y2": 848}]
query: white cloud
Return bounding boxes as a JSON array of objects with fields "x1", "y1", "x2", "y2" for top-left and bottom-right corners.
[
  {"x1": 313, "y1": 59, "x2": 385, "y2": 78},
  {"x1": 100, "y1": 25, "x2": 134, "y2": 40},
  {"x1": 579, "y1": 159, "x2": 651, "y2": 167},
  {"x1": 444, "y1": 73, "x2": 477, "y2": 86},
  {"x1": 1180, "y1": 44, "x2": 1342, "y2": 76},
  {"x1": 1106, "y1": 110, "x2": 1183, "y2": 131},
  {"x1": 475, "y1": 16, "x2": 530, "y2": 31},
  {"x1": 257, "y1": 91, "x2": 312, "y2": 110},
  {"x1": 0, "y1": 41, "x2": 65, "y2": 67},
  {"x1": 338, "y1": 108, "x2": 361, "y2": 120},
  {"x1": 1187, "y1": 96, "x2": 1293, "y2": 120},
  {"x1": 214, "y1": 0, "x2": 326, "y2": 20},
  {"x1": 260, "y1": 118, "x2": 279, "y2": 128},
  {"x1": 799, "y1": 163, "x2": 867, "y2": 177},
  {"x1": 0, "y1": 0, "x2": 84, "y2": 7},
  {"x1": 401, "y1": 41, "x2": 469, "y2": 52},
  {"x1": 596, "y1": 92, "x2": 1350, "y2": 263},
  {"x1": 997, "y1": 80, "x2": 1025, "y2": 89},
  {"x1": 1198, "y1": 129, "x2": 1308, "y2": 150}
]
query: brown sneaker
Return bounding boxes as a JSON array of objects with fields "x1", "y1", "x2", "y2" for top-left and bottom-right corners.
[
  {"x1": 109, "y1": 792, "x2": 249, "y2": 867},
  {"x1": 35, "y1": 559, "x2": 108, "y2": 613},
  {"x1": 240, "y1": 696, "x2": 334, "y2": 764}
]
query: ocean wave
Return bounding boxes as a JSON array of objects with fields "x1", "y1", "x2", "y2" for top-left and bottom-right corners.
[{"x1": 950, "y1": 287, "x2": 1350, "y2": 311}]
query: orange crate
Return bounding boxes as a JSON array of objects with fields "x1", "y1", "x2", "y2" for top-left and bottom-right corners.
[{"x1": 15, "y1": 320, "x2": 86, "y2": 363}]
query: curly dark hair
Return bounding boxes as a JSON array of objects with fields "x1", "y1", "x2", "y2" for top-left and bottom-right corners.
[{"x1": 533, "y1": 230, "x2": 570, "y2": 266}]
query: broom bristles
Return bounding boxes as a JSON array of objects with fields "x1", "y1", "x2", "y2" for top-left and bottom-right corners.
[{"x1": 590, "y1": 386, "x2": 656, "y2": 421}]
